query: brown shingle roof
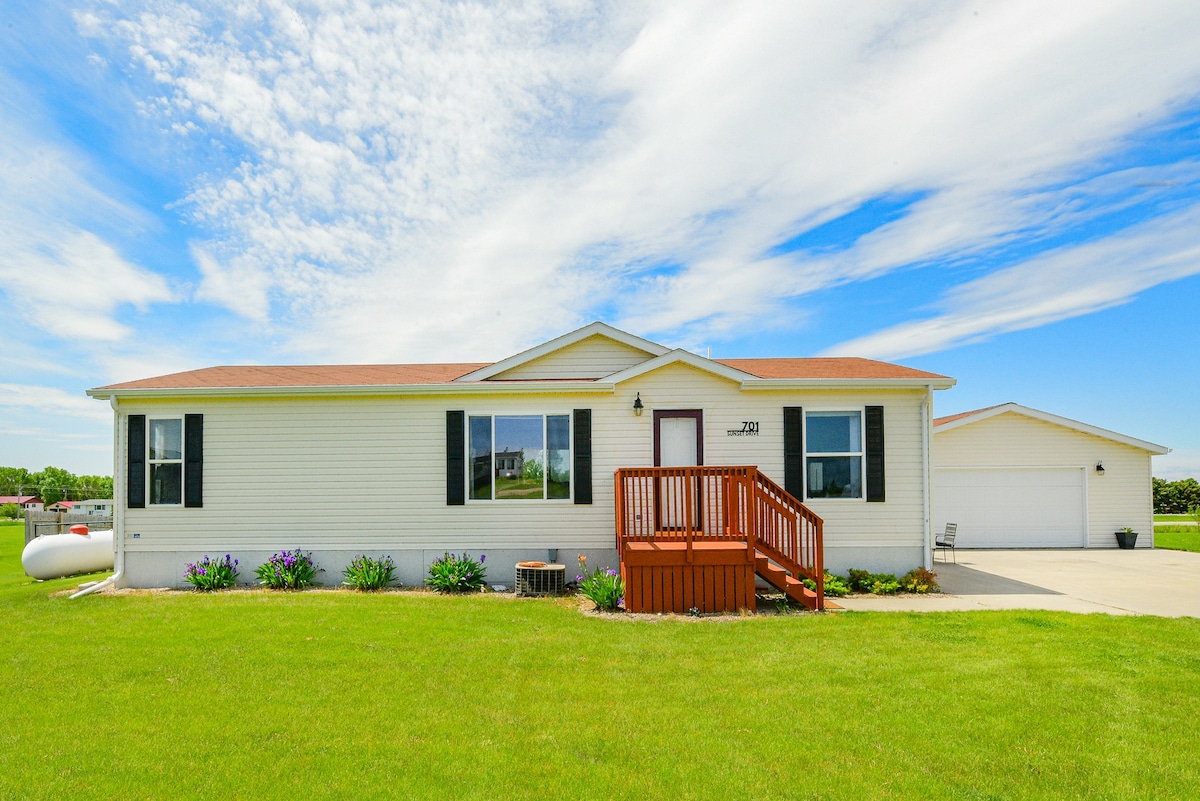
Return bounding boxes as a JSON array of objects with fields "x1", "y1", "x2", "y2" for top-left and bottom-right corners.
[
  {"x1": 94, "y1": 363, "x2": 490, "y2": 390},
  {"x1": 715, "y1": 357, "x2": 950, "y2": 381},
  {"x1": 933, "y1": 404, "x2": 1009, "y2": 426},
  {"x1": 93, "y1": 356, "x2": 949, "y2": 391}
]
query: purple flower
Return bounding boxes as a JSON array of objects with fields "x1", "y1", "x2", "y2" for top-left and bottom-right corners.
[
  {"x1": 576, "y1": 574, "x2": 583, "y2": 582},
  {"x1": 479, "y1": 554, "x2": 486, "y2": 563}
]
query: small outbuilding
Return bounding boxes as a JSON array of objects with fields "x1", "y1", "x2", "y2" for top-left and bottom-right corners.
[{"x1": 932, "y1": 403, "x2": 1169, "y2": 549}]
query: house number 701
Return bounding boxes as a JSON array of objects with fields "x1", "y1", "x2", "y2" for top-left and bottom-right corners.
[{"x1": 741, "y1": 422, "x2": 759, "y2": 434}]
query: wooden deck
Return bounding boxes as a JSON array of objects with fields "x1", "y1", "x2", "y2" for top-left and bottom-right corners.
[
  {"x1": 622, "y1": 540, "x2": 757, "y2": 613},
  {"x1": 615, "y1": 466, "x2": 825, "y2": 613}
]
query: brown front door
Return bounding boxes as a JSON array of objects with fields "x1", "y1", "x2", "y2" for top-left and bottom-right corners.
[{"x1": 653, "y1": 410, "x2": 703, "y2": 531}]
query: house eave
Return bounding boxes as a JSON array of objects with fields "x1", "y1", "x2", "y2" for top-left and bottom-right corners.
[
  {"x1": 87, "y1": 380, "x2": 617, "y2": 401},
  {"x1": 739, "y1": 377, "x2": 957, "y2": 391}
]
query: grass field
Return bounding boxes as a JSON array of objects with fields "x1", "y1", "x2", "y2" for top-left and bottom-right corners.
[
  {"x1": 3, "y1": 521, "x2": 1200, "y2": 799},
  {"x1": 1154, "y1": 527, "x2": 1200, "y2": 553}
]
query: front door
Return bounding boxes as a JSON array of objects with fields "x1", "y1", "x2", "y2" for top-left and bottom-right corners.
[{"x1": 653, "y1": 410, "x2": 703, "y2": 531}]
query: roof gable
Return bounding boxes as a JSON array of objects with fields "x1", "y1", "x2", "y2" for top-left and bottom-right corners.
[
  {"x1": 606, "y1": 349, "x2": 756, "y2": 386},
  {"x1": 933, "y1": 403, "x2": 1169, "y2": 454},
  {"x1": 456, "y1": 322, "x2": 668, "y2": 382}
]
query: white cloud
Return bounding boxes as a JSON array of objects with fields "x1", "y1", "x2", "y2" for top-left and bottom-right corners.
[
  {"x1": 0, "y1": 383, "x2": 114, "y2": 424},
  {"x1": 1155, "y1": 450, "x2": 1200, "y2": 482},
  {"x1": 0, "y1": 230, "x2": 174, "y2": 342},
  {"x1": 823, "y1": 206, "x2": 1200, "y2": 359},
  {"x1": 192, "y1": 245, "x2": 271, "y2": 322},
  {"x1": 83, "y1": 0, "x2": 1200, "y2": 361},
  {"x1": 0, "y1": 87, "x2": 175, "y2": 345}
]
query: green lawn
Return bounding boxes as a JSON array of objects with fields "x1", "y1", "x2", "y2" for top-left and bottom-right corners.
[
  {"x1": 1155, "y1": 527, "x2": 1200, "y2": 553},
  {"x1": 3, "y1": 522, "x2": 1200, "y2": 799},
  {"x1": 1155, "y1": 514, "x2": 1199, "y2": 522}
]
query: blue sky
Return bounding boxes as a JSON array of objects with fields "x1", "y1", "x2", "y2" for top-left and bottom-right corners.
[{"x1": 1, "y1": 1, "x2": 1198, "y2": 479}]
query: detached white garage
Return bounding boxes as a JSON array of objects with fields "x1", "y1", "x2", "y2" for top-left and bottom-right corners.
[{"x1": 932, "y1": 404, "x2": 1168, "y2": 549}]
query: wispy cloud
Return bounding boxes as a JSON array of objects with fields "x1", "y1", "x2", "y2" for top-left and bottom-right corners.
[
  {"x1": 0, "y1": 79, "x2": 175, "y2": 346},
  {"x1": 0, "y1": 384, "x2": 114, "y2": 424},
  {"x1": 824, "y1": 206, "x2": 1200, "y2": 359},
  {"x1": 78, "y1": 0, "x2": 1200, "y2": 362}
]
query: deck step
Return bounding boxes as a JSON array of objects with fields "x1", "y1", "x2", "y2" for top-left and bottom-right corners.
[{"x1": 755, "y1": 554, "x2": 820, "y2": 610}]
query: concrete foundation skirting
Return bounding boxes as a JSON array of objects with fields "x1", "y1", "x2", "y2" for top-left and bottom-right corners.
[{"x1": 121, "y1": 547, "x2": 622, "y2": 589}]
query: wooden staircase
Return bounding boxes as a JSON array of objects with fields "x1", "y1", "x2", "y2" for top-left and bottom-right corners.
[
  {"x1": 754, "y1": 555, "x2": 821, "y2": 609},
  {"x1": 615, "y1": 466, "x2": 824, "y2": 612}
]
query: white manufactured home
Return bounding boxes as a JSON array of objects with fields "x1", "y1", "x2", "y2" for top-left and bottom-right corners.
[{"x1": 87, "y1": 322, "x2": 956, "y2": 605}]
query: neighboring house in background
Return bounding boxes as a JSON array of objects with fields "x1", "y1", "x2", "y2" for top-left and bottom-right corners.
[
  {"x1": 933, "y1": 403, "x2": 1168, "y2": 549},
  {"x1": 87, "y1": 321, "x2": 955, "y2": 589},
  {"x1": 44, "y1": 501, "x2": 76, "y2": 512},
  {"x1": 73, "y1": 499, "x2": 114, "y2": 517},
  {"x1": 495, "y1": 449, "x2": 524, "y2": 479},
  {"x1": 0, "y1": 496, "x2": 44, "y2": 512}
]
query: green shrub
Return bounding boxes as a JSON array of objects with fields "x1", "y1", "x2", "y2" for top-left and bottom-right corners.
[
  {"x1": 575, "y1": 555, "x2": 624, "y2": 611},
  {"x1": 802, "y1": 572, "x2": 851, "y2": 597},
  {"x1": 426, "y1": 552, "x2": 487, "y2": 593},
  {"x1": 847, "y1": 568, "x2": 900, "y2": 594},
  {"x1": 184, "y1": 554, "x2": 239, "y2": 591},
  {"x1": 900, "y1": 566, "x2": 939, "y2": 594},
  {"x1": 342, "y1": 554, "x2": 397, "y2": 591},
  {"x1": 869, "y1": 575, "x2": 900, "y2": 594},
  {"x1": 0, "y1": 502, "x2": 19, "y2": 520},
  {"x1": 255, "y1": 549, "x2": 320, "y2": 590}
]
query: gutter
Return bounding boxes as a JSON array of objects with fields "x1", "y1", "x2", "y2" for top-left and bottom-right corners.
[
  {"x1": 71, "y1": 396, "x2": 124, "y2": 599},
  {"x1": 921, "y1": 384, "x2": 933, "y2": 569}
]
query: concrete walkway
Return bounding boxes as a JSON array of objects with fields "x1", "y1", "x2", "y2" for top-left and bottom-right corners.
[{"x1": 836, "y1": 549, "x2": 1200, "y2": 617}]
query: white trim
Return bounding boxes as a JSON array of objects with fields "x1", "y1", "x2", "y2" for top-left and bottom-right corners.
[
  {"x1": 464, "y1": 411, "x2": 574, "y2": 504},
  {"x1": 455, "y1": 322, "x2": 669, "y2": 382},
  {"x1": 742, "y1": 376, "x2": 957, "y2": 391},
  {"x1": 147, "y1": 416, "x2": 184, "y2": 508},
  {"x1": 921, "y1": 385, "x2": 932, "y2": 568},
  {"x1": 88, "y1": 380, "x2": 614, "y2": 400},
  {"x1": 802, "y1": 407, "x2": 866, "y2": 502},
  {"x1": 933, "y1": 403, "x2": 1169, "y2": 454}
]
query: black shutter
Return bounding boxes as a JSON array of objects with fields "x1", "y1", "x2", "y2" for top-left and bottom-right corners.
[
  {"x1": 865, "y1": 405, "x2": 885, "y2": 503},
  {"x1": 184, "y1": 414, "x2": 204, "y2": 508},
  {"x1": 127, "y1": 415, "x2": 146, "y2": 509},
  {"x1": 446, "y1": 411, "x2": 465, "y2": 506},
  {"x1": 783, "y1": 407, "x2": 804, "y2": 500},
  {"x1": 573, "y1": 409, "x2": 592, "y2": 505}
]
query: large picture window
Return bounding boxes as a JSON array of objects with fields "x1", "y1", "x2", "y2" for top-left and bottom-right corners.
[
  {"x1": 148, "y1": 417, "x2": 183, "y2": 505},
  {"x1": 469, "y1": 414, "x2": 571, "y2": 501},
  {"x1": 806, "y1": 411, "x2": 862, "y2": 499}
]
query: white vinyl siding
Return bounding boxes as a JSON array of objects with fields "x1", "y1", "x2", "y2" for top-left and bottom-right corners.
[
  {"x1": 489, "y1": 335, "x2": 655, "y2": 380},
  {"x1": 933, "y1": 413, "x2": 1155, "y2": 548}
]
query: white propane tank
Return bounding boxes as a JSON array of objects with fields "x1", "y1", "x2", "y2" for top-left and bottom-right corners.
[{"x1": 21, "y1": 526, "x2": 115, "y2": 580}]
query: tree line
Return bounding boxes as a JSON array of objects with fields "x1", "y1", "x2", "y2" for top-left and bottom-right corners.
[
  {"x1": 1153, "y1": 477, "x2": 1200, "y2": 514},
  {"x1": 0, "y1": 466, "x2": 114, "y2": 506}
]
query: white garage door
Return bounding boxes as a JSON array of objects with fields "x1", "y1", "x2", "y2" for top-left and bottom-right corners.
[{"x1": 934, "y1": 467, "x2": 1086, "y2": 548}]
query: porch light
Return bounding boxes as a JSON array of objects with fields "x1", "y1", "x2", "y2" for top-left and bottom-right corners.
[
  {"x1": 1096, "y1": 461, "x2": 1104, "y2": 474},
  {"x1": 633, "y1": 393, "x2": 644, "y2": 416}
]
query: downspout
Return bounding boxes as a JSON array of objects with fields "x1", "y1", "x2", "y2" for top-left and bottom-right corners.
[
  {"x1": 921, "y1": 384, "x2": 933, "y2": 568},
  {"x1": 71, "y1": 396, "x2": 125, "y2": 599}
]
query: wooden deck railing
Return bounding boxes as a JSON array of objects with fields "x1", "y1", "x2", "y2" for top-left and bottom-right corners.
[{"x1": 614, "y1": 466, "x2": 823, "y2": 601}]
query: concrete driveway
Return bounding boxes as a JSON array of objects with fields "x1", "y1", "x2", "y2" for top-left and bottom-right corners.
[{"x1": 836, "y1": 549, "x2": 1200, "y2": 617}]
